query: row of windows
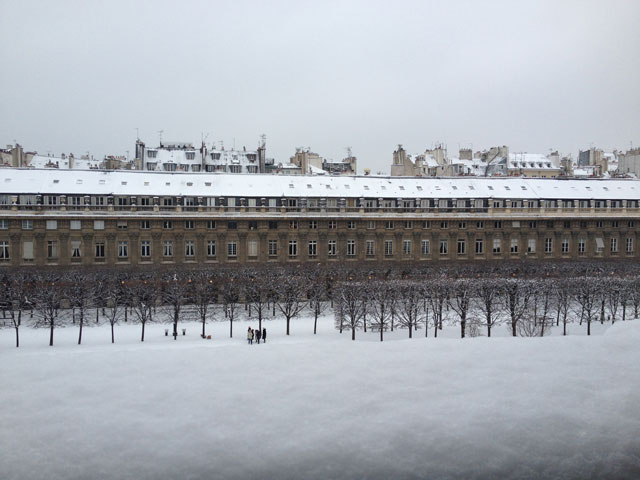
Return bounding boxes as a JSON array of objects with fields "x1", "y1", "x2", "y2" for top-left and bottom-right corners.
[
  {"x1": 2, "y1": 236, "x2": 633, "y2": 262},
  {"x1": 2, "y1": 218, "x2": 636, "y2": 232}
]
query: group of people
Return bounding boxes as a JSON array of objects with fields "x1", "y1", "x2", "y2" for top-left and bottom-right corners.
[{"x1": 247, "y1": 327, "x2": 267, "y2": 345}]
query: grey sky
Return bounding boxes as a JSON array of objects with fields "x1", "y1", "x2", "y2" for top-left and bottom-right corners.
[{"x1": 1, "y1": 0, "x2": 638, "y2": 173}]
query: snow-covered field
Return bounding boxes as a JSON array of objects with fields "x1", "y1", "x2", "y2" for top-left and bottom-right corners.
[{"x1": 2, "y1": 312, "x2": 640, "y2": 480}]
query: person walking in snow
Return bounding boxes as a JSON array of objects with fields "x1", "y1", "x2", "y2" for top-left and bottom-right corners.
[
  {"x1": 262, "y1": 327, "x2": 267, "y2": 343},
  {"x1": 247, "y1": 327, "x2": 253, "y2": 345},
  {"x1": 256, "y1": 328, "x2": 261, "y2": 344}
]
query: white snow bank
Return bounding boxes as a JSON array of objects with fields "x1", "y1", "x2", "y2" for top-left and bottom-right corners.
[{"x1": 1, "y1": 316, "x2": 639, "y2": 480}]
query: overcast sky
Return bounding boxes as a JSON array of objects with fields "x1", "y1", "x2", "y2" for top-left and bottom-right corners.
[{"x1": 1, "y1": 0, "x2": 639, "y2": 173}]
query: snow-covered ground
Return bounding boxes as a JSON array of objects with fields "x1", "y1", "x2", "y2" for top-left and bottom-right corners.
[{"x1": 2, "y1": 312, "x2": 640, "y2": 479}]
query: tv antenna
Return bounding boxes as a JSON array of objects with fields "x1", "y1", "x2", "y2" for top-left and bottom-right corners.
[{"x1": 158, "y1": 130, "x2": 164, "y2": 146}]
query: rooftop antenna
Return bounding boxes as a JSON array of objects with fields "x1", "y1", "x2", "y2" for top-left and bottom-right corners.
[
  {"x1": 345, "y1": 146, "x2": 352, "y2": 158},
  {"x1": 260, "y1": 134, "x2": 266, "y2": 148},
  {"x1": 158, "y1": 130, "x2": 164, "y2": 146},
  {"x1": 135, "y1": 128, "x2": 139, "y2": 140}
]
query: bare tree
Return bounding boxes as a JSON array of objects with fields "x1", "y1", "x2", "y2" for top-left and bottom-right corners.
[
  {"x1": 334, "y1": 281, "x2": 367, "y2": 340},
  {"x1": 476, "y1": 278, "x2": 501, "y2": 337},
  {"x1": 1, "y1": 270, "x2": 32, "y2": 347},
  {"x1": 191, "y1": 270, "x2": 217, "y2": 338},
  {"x1": 395, "y1": 281, "x2": 426, "y2": 339},
  {"x1": 31, "y1": 272, "x2": 66, "y2": 346},
  {"x1": 102, "y1": 273, "x2": 127, "y2": 344},
  {"x1": 65, "y1": 270, "x2": 96, "y2": 345},
  {"x1": 501, "y1": 278, "x2": 532, "y2": 337},
  {"x1": 449, "y1": 278, "x2": 474, "y2": 339},
  {"x1": 426, "y1": 277, "x2": 448, "y2": 338},
  {"x1": 243, "y1": 269, "x2": 271, "y2": 333},
  {"x1": 221, "y1": 272, "x2": 240, "y2": 338},
  {"x1": 129, "y1": 274, "x2": 159, "y2": 342},
  {"x1": 555, "y1": 278, "x2": 573, "y2": 336},
  {"x1": 368, "y1": 280, "x2": 393, "y2": 342},
  {"x1": 161, "y1": 271, "x2": 192, "y2": 340},
  {"x1": 573, "y1": 277, "x2": 601, "y2": 336},
  {"x1": 275, "y1": 269, "x2": 308, "y2": 335},
  {"x1": 307, "y1": 270, "x2": 328, "y2": 335},
  {"x1": 604, "y1": 277, "x2": 622, "y2": 324}
]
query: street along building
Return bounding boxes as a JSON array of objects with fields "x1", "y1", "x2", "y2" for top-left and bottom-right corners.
[{"x1": 0, "y1": 168, "x2": 639, "y2": 268}]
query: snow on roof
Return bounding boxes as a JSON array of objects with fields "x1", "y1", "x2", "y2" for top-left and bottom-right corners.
[
  {"x1": 1, "y1": 168, "x2": 639, "y2": 200},
  {"x1": 508, "y1": 153, "x2": 559, "y2": 170}
]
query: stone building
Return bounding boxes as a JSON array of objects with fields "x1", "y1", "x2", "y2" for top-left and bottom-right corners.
[
  {"x1": 0, "y1": 169, "x2": 638, "y2": 268},
  {"x1": 618, "y1": 148, "x2": 640, "y2": 178}
]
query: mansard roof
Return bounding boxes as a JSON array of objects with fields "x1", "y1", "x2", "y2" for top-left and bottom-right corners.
[{"x1": 1, "y1": 168, "x2": 639, "y2": 200}]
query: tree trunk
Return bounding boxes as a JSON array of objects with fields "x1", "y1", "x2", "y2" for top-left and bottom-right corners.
[
  {"x1": 511, "y1": 317, "x2": 517, "y2": 337},
  {"x1": 286, "y1": 317, "x2": 290, "y2": 335},
  {"x1": 409, "y1": 323, "x2": 413, "y2": 339},
  {"x1": 587, "y1": 318, "x2": 591, "y2": 336},
  {"x1": 49, "y1": 320, "x2": 54, "y2": 346},
  {"x1": 111, "y1": 323, "x2": 115, "y2": 343},
  {"x1": 351, "y1": 327, "x2": 355, "y2": 341},
  {"x1": 15, "y1": 326, "x2": 19, "y2": 348},
  {"x1": 461, "y1": 315, "x2": 466, "y2": 339},
  {"x1": 78, "y1": 319, "x2": 83, "y2": 345},
  {"x1": 230, "y1": 318, "x2": 233, "y2": 338},
  {"x1": 313, "y1": 308, "x2": 318, "y2": 335},
  {"x1": 141, "y1": 321, "x2": 146, "y2": 342},
  {"x1": 202, "y1": 316, "x2": 206, "y2": 338}
]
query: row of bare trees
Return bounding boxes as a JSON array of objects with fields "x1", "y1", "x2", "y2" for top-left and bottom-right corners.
[
  {"x1": 332, "y1": 275, "x2": 640, "y2": 341},
  {"x1": 1, "y1": 261, "x2": 639, "y2": 347}
]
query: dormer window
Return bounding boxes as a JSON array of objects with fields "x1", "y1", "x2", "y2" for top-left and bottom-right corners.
[
  {"x1": 186, "y1": 152, "x2": 195, "y2": 160},
  {"x1": 147, "y1": 150, "x2": 157, "y2": 158}
]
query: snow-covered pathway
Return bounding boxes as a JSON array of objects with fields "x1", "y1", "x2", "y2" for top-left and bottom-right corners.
[{"x1": 1, "y1": 316, "x2": 639, "y2": 479}]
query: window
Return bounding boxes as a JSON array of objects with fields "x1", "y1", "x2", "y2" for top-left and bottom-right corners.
[
  {"x1": 227, "y1": 242, "x2": 237, "y2": 258},
  {"x1": 628, "y1": 221, "x2": 635, "y2": 228},
  {"x1": 288, "y1": 240, "x2": 298, "y2": 257},
  {"x1": 457, "y1": 239, "x2": 466, "y2": 255},
  {"x1": 578, "y1": 238, "x2": 585, "y2": 254},
  {"x1": 384, "y1": 240, "x2": 393, "y2": 256},
  {"x1": 45, "y1": 240, "x2": 58, "y2": 259},
  {"x1": 118, "y1": 241, "x2": 128, "y2": 259},
  {"x1": 596, "y1": 221, "x2": 603, "y2": 228},
  {"x1": 529, "y1": 221, "x2": 537, "y2": 229},
  {"x1": 476, "y1": 221, "x2": 484, "y2": 229},
  {"x1": 289, "y1": 220, "x2": 298, "y2": 230},
  {"x1": 367, "y1": 220, "x2": 376, "y2": 230},
  {"x1": 385, "y1": 221, "x2": 394, "y2": 230},
  {"x1": 439, "y1": 239, "x2": 448, "y2": 255},
  {"x1": 328, "y1": 240, "x2": 337, "y2": 256},
  {"x1": 544, "y1": 238, "x2": 553, "y2": 253},
  {"x1": 440, "y1": 221, "x2": 448, "y2": 229},
  {"x1": 626, "y1": 237, "x2": 633, "y2": 253},
  {"x1": 163, "y1": 240, "x2": 174, "y2": 257},
  {"x1": 227, "y1": 221, "x2": 237, "y2": 230},
  {"x1": 403, "y1": 240, "x2": 412, "y2": 255},
  {"x1": 268, "y1": 240, "x2": 278, "y2": 256},
  {"x1": 610, "y1": 237, "x2": 618, "y2": 253},
  {"x1": 243, "y1": 239, "x2": 256, "y2": 257},
  {"x1": 141, "y1": 240, "x2": 150, "y2": 258},
  {"x1": 423, "y1": 221, "x2": 431, "y2": 229},
  {"x1": 564, "y1": 221, "x2": 571, "y2": 229},
  {"x1": 347, "y1": 239, "x2": 356, "y2": 256},
  {"x1": 46, "y1": 220, "x2": 57, "y2": 230},
  {"x1": 493, "y1": 238, "x2": 501, "y2": 254},
  {"x1": 475, "y1": 238, "x2": 483, "y2": 254},
  {"x1": 366, "y1": 240, "x2": 375, "y2": 256},
  {"x1": 494, "y1": 221, "x2": 502, "y2": 229},
  {"x1": 528, "y1": 239, "x2": 536, "y2": 253},
  {"x1": 309, "y1": 220, "x2": 317, "y2": 230},
  {"x1": 117, "y1": 221, "x2": 127, "y2": 230},
  {"x1": 95, "y1": 242, "x2": 105, "y2": 258},
  {"x1": 580, "y1": 221, "x2": 587, "y2": 229},
  {"x1": 404, "y1": 220, "x2": 413, "y2": 229},
  {"x1": 596, "y1": 237, "x2": 605, "y2": 253},
  {"x1": 510, "y1": 238, "x2": 518, "y2": 254},
  {"x1": 348, "y1": 220, "x2": 356, "y2": 229},
  {"x1": 328, "y1": 220, "x2": 337, "y2": 230},
  {"x1": 561, "y1": 238, "x2": 569, "y2": 254},
  {"x1": 458, "y1": 222, "x2": 466, "y2": 229},
  {"x1": 308, "y1": 240, "x2": 317, "y2": 257},
  {"x1": 22, "y1": 220, "x2": 33, "y2": 230},
  {"x1": 23, "y1": 240, "x2": 34, "y2": 261},
  {"x1": 67, "y1": 239, "x2": 81, "y2": 258},
  {"x1": 0, "y1": 240, "x2": 9, "y2": 260},
  {"x1": 69, "y1": 220, "x2": 81, "y2": 230},
  {"x1": 94, "y1": 220, "x2": 105, "y2": 230},
  {"x1": 163, "y1": 221, "x2": 173, "y2": 230},
  {"x1": 140, "y1": 220, "x2": 150, "y2": 230},
  {"x1": 185, "y1": 240, "x2": 195, "y2": 258},
  {"x1": 612, "y1": 221, "x2": 619, "y2": 228},
  {"x1": 421, "y1": 239, "x2": 430, "y2": 255},
  {"x1": 206, "y1": 240, "x2": 216, "y2": 257},
  {"x1": 185, "y1": 220, "x2": 195, "y2": 230},
  {"x1": 207, "y1": 220, "x2": 217, "y2": 230}
]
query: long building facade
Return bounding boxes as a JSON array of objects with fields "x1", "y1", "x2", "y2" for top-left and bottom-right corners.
[{"x1": 0, "y1": 169, "x2": 639, "y2": 268}]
